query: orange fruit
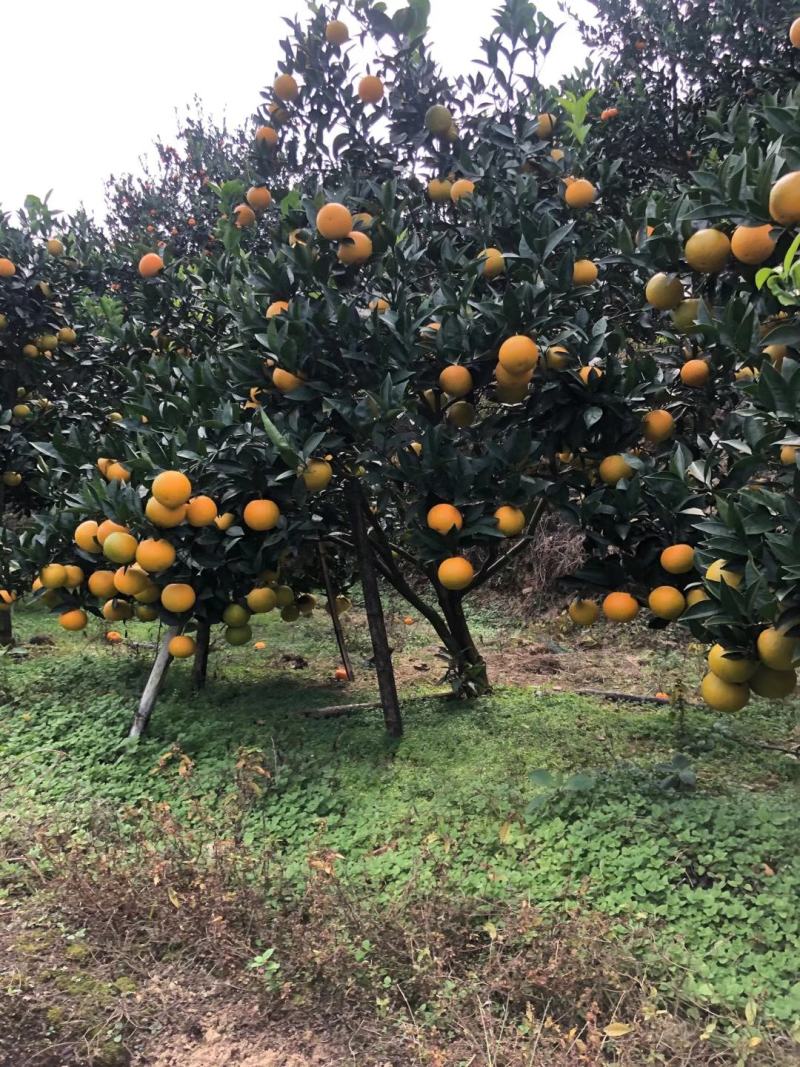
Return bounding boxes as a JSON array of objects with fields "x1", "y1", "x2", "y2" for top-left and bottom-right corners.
[
  {"x1": 427, "y1": 503, "x2": 463, "y2": 534},
  {"x1": 114, "y1": 565, "x2": 150, "y2": 596},
  {"x1": 600, "y1": 107, "x2": 619, "y2": 120},
  {"x1": 648, "y1": 586, "x2": 686, "y2": 620},
  {"x1": 545, "y1": 345, "x2": 569, "y2": 370},
  {"x1": 769, "y1": 171, "x2": 800, "y2": 225},
  {"x1": 568, "y1": 599, "x2": 599, "y2": 626},
  {"x1": 446, "y1": 401, "x2": 475, "y2": 427},
  {"x1": 138, "y1": 253, "x2": 164, "y2": 278},
  {"x1": 134, "y1": 583, "x2": 160, "y2": 605},
  {"x1": 273, "y1": 367, "x2": 304, "y2": 393},
  {"x1": 494, "y1": 505, "x2": 525, "y2": 536},
  {"x1": 145, "y1": 497, "x2": 187, "y2": 528},
  {"x1": 58, "y1": 327, "x2": 77, "y2": 345},
  {"x1": 730, "y1": 224, "x2": 776, "y2": 265},
  {"x1": 645, "y1": 273, "x2": 683, "y2": 310},
  {"x1": 74, "y1": 520, "x2": 102, "y2": 553},
  {"x1": 671, "y1": 298, "x2": 700, "y2": 333},
  {"x1": 536, "y1": 112, "x2": 556, "y2": 138},
  {"x1": 233, "y1": 204, "x2": 256, "y2": 228},
  {"x1": 791, "y1": 17, "x2": 800, "y2": 46},
  {"x1": 0, "y1": 257, "x2": 17, "y2": 277},
  {"x1": 660, "y1": 544, "x2": 695, "y2": 574},
  {"x1": 707, "y1": 644, "x2": 757, "y2": 684},
  {"x1": 437, "y1": 556, "x2": 474, "y2": 590},
  {"x1": 439, "y1": 365, "x2": 473, "y2": 396},
  {"x1": 88, "y1": 570, "x2": 116, "y2": 598},
  {"x1": 700, "y1": 673, "x2": 749, "y2": 712},
  {"x1": 564, "y1": 179, "x2": 596, "y2": 208},
  {"x1": 103, "y1": 532, "x2": 138, "y2": 565},
  {"x1": 302, "y1": 460, "x2": 333, "y2": 492},
  {"x1": 106, "y1": 462, "x2": 131, "y2": 482},
  {"x1": 680, "y1": 359, "x2": 709, "y2": 387},
  {"x1": 495, "y1": 363, "x2": 533, "y2": 387},
  {"x1": 186, "y1": 496, "x2": 218, "y2": 526},
  {"x1": 169, "y1": 635, "x2": 196, "y2": 659},
  {"x1": 337, "y1": 231, "x2": 372, "y2": 265},
  {"x1": 572, "y1": 259, "x2": 598, "y2": 285},
  {"x1": 40, "y1": 563, "x2": 68, "y2": 589},
  {"x1": 325, "y1": 19, "x2": 349, "y2": 44},
  {"x1": 427, "y1": 178, "x2": 452, "y2": 202},
  {"x1": 579, "y1": 365, "x2": 604, "y2": 385},
  {"x1": 246, "y1": 186, "x2": 272, "y2": 211},
  {"x1": 334, "y1": 666, "x2": 348, "y2": 681},
  {"x1": 750, "y1": 665, "x2": 797, "y2": 699},
  {"x1": 243, "y1": 499, "x2": 281, "y2": 531},
  {"x1": 247, "y1": 587, "x2": 278, "y2": 613},
  {"x1": 450, "y1": 179, "x2": 475, "y2": 202},
  {"x1": 642, "y1": 409, "x2": 675, "y2": 443},
  {"x1": 598, "y1": 455, "x2": 634, "y2": 485},
  {"x1": 161, "y1": 583, "x2": 196, "y2": 614},
  {"x1": 686, "y1": 587, "x2": 709, "y2": 607},
  {"x1": 255, "y1": 125, "x2": 279, "y2": 146},
  {"x1": 266, "y1": 300, "x2": 289, "y2": 318},
  {"x1": 358, "y1": 75, "x2": 384, "y2": 104},
  {"x1": 705, "y1": 559, "x2": 742, "y2": 588},
  {"x1": 59, "y1": 609, "x2": 88, "y2": 631},
  {"x1": 602, "y1": 592, "x2": 639, "y2": 622},
  {"x1": 368, "y1": 297, "x2": 390, "y2": 312},
  {"x1": 498, "y1": 335, "x2": 539, "y2": 375},
  {"x1": 478, "y1": 247, "x2": 505, "y2": 278},
  {"x1": 105, "y1": 630, "x2": 123, "y2": 643},
  {"x1": 274, "y1": 73, "x2": 299, "y2": 101},
  {"x1": 756, "y1": 627, "x2": 797, "y2": 670},
  {"x1": 780, "y1": 445, "x2": 798, "y2": 466},
  {"x1": 136, "y1": 538, "x2": 176, "y2": 573},
  {"x1": 103, "y1": 599, "x2": 133, "y2": 622},
  {"x1": 253, "y1": 640, "x2": 267, "y2": 651},
  {"x1": 215, "y1": 512, "x2": 235, "y2": 531},
  {"x1": 135, "y1": 604, "x2": 159, "y2": 622},
  {"x1": 316, "y1": 203, "x2": 353, "y2": 239},
  {"x1": 684, "y1": 229, "x2": 730, "y2": 273},
  {"x1": 152, "y1": 470, "x2": 192, "y2": 508}
]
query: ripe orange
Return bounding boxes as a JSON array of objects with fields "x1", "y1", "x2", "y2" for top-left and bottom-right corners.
[
  {"x1": 598, "y1": 455, "x2": 634, "y2": 485},
  {"x1": 705, "y1": 559, "x2": 742, "y2": 588},
  {"x1": 103, "y1": 532, "x2": 138, "y2": 565},
  {"x1": 103, "y1": 599, "x2": 133, "y2": 622},
  {"x1": 169, "y1": 635, "x2": 196, "y2": 659},
  {"x1": 671, "y1": 298, "x2": 700, "y2": 332},
  {"x1": 215, "y1": 512, "x2": 235, "y2": 531},
  {"x1": 106, "y1": 630, "x2": 123, "y2": 643},
  {"x1": 427, "y1": 178, "x2": 452, "y2": 202},
  {"x1": 266, "y1": 300, "x2": 289, "y2": 318},
  {"x1": 138, "y1": 253, "x2": 164, "y2": 278},
  {"x1": 791, "y1": 17, "x2": 800, "y2": 46},
  {"x1": 550, "y1": 147, "x2": 565, "y2": 162},
  {"x1": 494, "y1": 505, "x2": 525, "y2": 536},
  {"x1": 600, "y1": 107, "x2": 619, "y2": 120},
  {"x1": 437, "y1": 556, "x2": 474, "y2": 590},
  {"x1": 358, "y1": 75, "x2": 384, "y2": 104},
  {"x1": 161, "y1": 583, "x2": 196, "y2": 614},
  {"x1": 75, "y1": 520, "x2": 102, "y2": 553},
  {"x1": 326, "y1": 19, "x2": 349, "y2": 44},
  {"x1": 301, "y1": 460, "x2": 333, "y2": 493},
  {"x1": 427, "y1": 503, "x2": 463, "y2": 534},
  {"x1": 439, "y1": 365, "x2": 473, "y2": 397},
  {"x1": 602, "y1": 592, "x2": 639, "y2": 622},
  {"x1": 700, "y1": 672, "x2": 749, "y2": 712},
  {"x1": 255, "y1": 126, "x2": 279, "y2": 146},
  {"x1": 660, "y1": 544, "x2": 695, "y2": 574},
  {"x1": 65, "y1": 566, "x2": 84, "y2": 588},
  {"x1": 135, "y1": 604, "x2": 159, "y2": 622},
  {"x1": 40, "y1": 563, "x2": 68, "y2": 589},
  {"x1": 478, "y1": 247, "x2": 505, "y2": 278},
  {"x1": 145, "y1": 497, "x2": 187, "y2": 528},
  {"x1": 568, "y1": 598, "x2": 599, "y2": 626},
  {"x1": 750, "y1": 665, "x2": 797, "y2": 698},
  {"x1": 105, "y1": 462, "x2": 130, "y2": 483},
  {"x1": 680, "y1": 359, "x2": 709, "y2": 387},
  {"x1": 186, "y1": 495, "x2": 218, "y2": 526},
  {"x1": 114, "y1": 565, "x2": 150, "y2": 596},
  {"x1": 272, "y1": 367, "x2": 304, "y2": 393},
  {"x1": 769, "y1": 171, "x2": 800, "y2": 225},
  {"x1": 545, "y1": 345, "x2": 569, "y2": 370},
  {"x1": 730, "y1": 224, "x2": 776, "y2": 265},
  {"x1": 334, "y1": 666, "x2": 348, "y2": 681},
  {"x1": 369, "y1": 297, "x2": 390, "y2": 312},
  {"x1": 135, "y1": 582, "x2": 160, "y2": 604},
  {"x1": 780, "y1": 445, "x2": 798, "y2": 466},
  {"x1": 0, "y1": 257, "x2": 17, "y2": 277},
  {"x1": 247, "y1": 587, "x2": 278, "y2": 613},
  {"x1": 495, "y1": 363, "x2": 532, "y2": 387},
  {"x1": 642, "y1": 409, "x2": 675, "y2": 443},
  {"x1": 579, "y1": 365, "x2": 604, "y2": 385},
  {"x1": 233, "y1": 204, "x2": 256, "y2": 228},
  {"x1": 645, "y1": 272, "x2": 683, "y2": 310},
  {"x1": 58, "y1": 327, "x2": 77, "y2": 345},
  {"x1": 535, "y1": 112, "x2": 556, "y2": 138},
  {"x1": 763, "y1": 344, "x2": 788, "y2": 369},
  {"x1": 243, "y1": 499, "x2": 281, "y2": 531},
  {"x1": 572, "y1": 259, "x2": 598, "y2": 286},
  {"x1": 684, "y1": 228, "x2": 730, "y2": 273},
  {"x1": 686, "y1": 587, "x2": 709, "y2": 607},
  {"x1": 648, "y1": 585, "x2": 686, "y2": 620},
  {"x1": 274, "y1": 73, "x2": 299, "y2": 101},
  {"x1": 253, "y1": 640, "x2": 267, "y2": 651},
  {"x1": 707, "y1": 644, "x2": 756, "y2": 684},
  {"x1": 246, "y1": 186, "x2": 272, "y2": 211},
  {"x1": 136, "y1": 538, "x2": 176, "y2": 573},
  {"x1": 59, "y1": 609, "x2": 88, "y2": 631},
  {"x1": 22, "y1": 345, "x2": 38, "y2": 359},
  {"x1": 450, "y1": 179, "x2": 475, "y2": 202},
  {"x1": 337, "y1": 231, "x2": 372, "y2": 265},
  {"x1": 152, "y1": 470, "x2": 192, "y2": 508},
  {"x1": 756, "y1": 627, "x2": 797, "y2": 670},
  {"x1": 498, "y1": 335, "x2": 539, "y2": 375},
  {"x1": 316, "y1": 203, "x2": 353, "y2": 240},
  {"x1": 564, "y1": 179, "x2": 596, "y2": 208},
  {"x1": 88, "y1": 570, "x2": 116, "y2": 598}
]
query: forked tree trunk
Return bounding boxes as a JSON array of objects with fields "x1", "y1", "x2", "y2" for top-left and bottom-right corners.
[
  {"x1": 129, "y1": 624, "x2": 180, "y2": 739},
  {"x1": 318, "y1": 542, "x2": 354, "y2": 681},
  {"x1": 436, "y1": 588, "x2": 491, "y2": 696},
  {"x1": 192, "y1": 620, "x2": 211, "y2": 690},
  {"x1": 0, "y1": 607, "x2": 12, "y2": 647},
  {"x1": 347, "y1": 481, "x2": 402, "y2": 737}
]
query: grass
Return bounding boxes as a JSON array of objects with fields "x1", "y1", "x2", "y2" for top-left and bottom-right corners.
[{"x1": 1, "y1": 602, "x2": 800, "y2": 1064}]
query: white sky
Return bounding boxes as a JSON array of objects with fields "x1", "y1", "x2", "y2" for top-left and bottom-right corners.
[{"x1": 1, "y1": 0, "x2": 591, "y2": 220}]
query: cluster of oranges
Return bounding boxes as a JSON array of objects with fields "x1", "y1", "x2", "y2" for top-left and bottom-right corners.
[{"x1": 426, "y1": 502, "x2": 526, "y2": 591}]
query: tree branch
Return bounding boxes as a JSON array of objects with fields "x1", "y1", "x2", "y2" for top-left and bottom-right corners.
[{"x1": 471, "y1": 498, "x2": 548, "y2": 591}]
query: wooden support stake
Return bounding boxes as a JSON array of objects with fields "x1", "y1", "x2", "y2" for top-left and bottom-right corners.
[
  {"x1": 318, "y1": 542, "x2": 354, "y2": 681},
  {"x1": 129, "y1": 624, "x2": 180, "y2": 739},
  {"x1": 192, "y1": 619, "x2": 211, "y2": 690}
]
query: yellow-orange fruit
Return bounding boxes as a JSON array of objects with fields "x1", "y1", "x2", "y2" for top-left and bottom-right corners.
[
  {"x1": 337, "y1": 231, "x2": 372, "y2": 265},
  {"x1": 707, "y1": 644, "x2": 757, "y2": 684},
  {"x1": 478, "y1": 247, "x2": 505, "y2": 278},
  {"x1": 756, "y1": 627, "x2": 798, "y2": 670},
  {"x1": 427, "y1": 178, "x2": 452, "y2": 202},
  {"x1": 102, "y1": 599, "x2": 133, "y2": 622},
  {"x1": 105, "y1": 630, "x2": 123, "y2": 643},
  {"x1": 680, "y1": 359, "x2": 710, "y2": 387},
  {"x1": 705, "y1": 558, "x2": 742, "y2": 588},
  {"x1": 498, "y1": 335, "x2": 539, "y2": 375},
  {"x1": 645, "y1": 272, "x2": 683, "y2": 310},
  {"x1": 75, "y1": 520, "x2": 102, "y2": 553},
  {"x1": 145, "y1": 497, "x2": 187, "y2": 528},
  {"x1": 136, "y1": 538, "x2": 176, "y2": 573},
  {"x1": 274, "y1": 73, "x2": 299, "y2": 101},
  {"x1": 58, "y1": 327, "x2": 77, "y2": 345},
  {"x1": 138, "y1": 253, "x2": 164, "y2": 278},
  {"x1": 161, "y1": 583, "x2": 196, "y2": 614},
  {"x1": 357, "y1": 75, "x2": 384, "y2": 104},
  {"x1": 643, "y1": 409, "x2": 675, "y2": 443},
  {"x1": 325, "y1": 19, "x2": 349, "y2": 44},
  {"x1": 572, "y1": 259, "x2": 598, "y2": 286},
  {"x1": 791, "y1": 17, "x2": 800, "y2": 46},
  {"x1": 301, "y1": 460, "x2": 333, "y2": 493},
  {"x1": 749, "y1": 665, "x2": 797, "y2": 698},
  {"x1": 186, "y1": 495, "x2": 218, "y2": 526},
  {"x1": 246, "y1": 186, "x2": 272, "y2": 211},
  {"x1": 114, "y1": 565, "x2": 150, "y2": 596},
  {"x1": 427, "y1": 503, "x2": 463, "y2": 534},
  {"x1": 598, "y1": 455, "x2": 634, "y2": 485},
  {"x1": 437, "y1": 556, "x2": 474, "y2": 590},
  {"x1": 103, "y1": 532, "x2": 138, "y2": 565},
  {"x1": 672, "y1": 298, "x2": 700, "y2": 333},
  {"x1": 450, "y1": 179, "x2": 475, "y2": 202},
  {"x1": 684, "y1": 228, "x2": 730, "y2": 273},
  {"x1": 134, "y1": 583, "x2": 160, "y2": 604},
  {"x1": 495, "y1": 363, "x2": 533, "y2": 387},
  {"x1": 446, "y1": 401, "x2": 475, "y2": 427},
  {"x1": 233, "y1": 203, "x2": 256, "y2": 228},
  {"x1": 536, "y1": 112, "x2": 557, "y2": 138},
  {"x1": 215, "y1": 512, "x2": 235, "y2": 531},
  {"x1": 550, "y1": 147, "x2": 565, "y2": 162},
  {"x1": 135, "y1": 604, "x2": 159, "y2": 622},
  {"x1": 568, "y1": 599, "x2": 599, "y2": 626},
  {"x1": 152, "y1": 470, "x2": 192, "y2": 508},
  {"x1": 769, "y1": 171, "x2": 800, "y2": 225},
  {"x1": 602, "y1": 592, "x2": 639, "y2": 622},
  {"x1": 368, "y1": 297, "x2": 390, "y2": 312},
  {"x1": 255, "y1": 125, "x2": 279, "y2": 146},
  {"x1": 40, "y1": 563, "x2": 68, "y2": 589},
  {"x1": 564, "y1": 178, "x2": 596, "y2": 208},
  {"x1": 59, "y1": 609, "x2": 88, "y2": 631},
  {"x1": 105, "y1": 462, "x2": 131, "y2": 482},
  {"x1": 0, "y1": 257, "x2": 17, "y2": 277},
  {"x1": 247, "y1": 587, "x2": 278, "y2": 614},
  {"x1": 780, "y1": 445, "x2": 798, "y2": 466},
  {"x1": 660, "y1": 544, "x2": 694, "y2": 574},
  {"x1": 2, "y1": 471, "x2": 21, "y2": 487},
  {"x1": 545, "y1": 345, "x2": 569, "y2": 370},
  {"x1": 439, "y1": 365, "x2": 473, "y2": 397},
  {"x1": 169, "y1": 635, "x2": 196, "y2": 659},
  {"x1": 88, "y1": 570, "x2": 116, "y2": 598},
  {"x1": 495, "y1": 381, "x2": 529, "y2": 404},
  {"x1": 730, "y1": 224, "x2": 776, "y2": 265},
  {"x1": 686, "y1": 587, "x2": 710, "y2": 607},
  {"x1": 316, "y1": 203, "x2": 353, "y2": 240},
  {"x1": 64, "y1": 565, "x2": 84, "y2": 589},
  {"x1": 266, "y1": 300, "x2": 289, "y2": 318},
  {"x1": 648, "y1": 585, "x2": 686, "y2": 620},
  {"x1": 494, "y1": 505, "x2": 525, "y2": 536},
  {"x1": 700, "y1": 672, "x2": 749, "y2": 712},
  {"x1": 273, "y1": 367, "x2": 304, "y2": 393},
  {"x1": 579, "y1": 365, "x2": 603, "y2": 385},
  {"x1": 243, "y1": 499, "x2": 280, "y2": 530}
]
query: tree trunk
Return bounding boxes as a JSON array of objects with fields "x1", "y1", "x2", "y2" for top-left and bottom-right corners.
[
  {"x1": 192, "y1": 619, "x2": 211, "y2": 690},
  {"x1": 346, "y1": 480, "x2": 402, "y2": 737},
  {"x1": 318, "y1": 542, "x2": 354, "y2": 681},
  {"x1": 129, "y1": 625, "x2": 179, "y2": 739},
  {"x1": 436, "y1": 588, "x2": 491, "y2": 696},
  {"x1": 0, "y1": 607, "x2": 12, "y2": 647}
]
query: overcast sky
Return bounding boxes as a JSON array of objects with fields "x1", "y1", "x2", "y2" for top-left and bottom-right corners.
[{"x1": 1, "y1": 0, "x2": 591, "y2": 220}]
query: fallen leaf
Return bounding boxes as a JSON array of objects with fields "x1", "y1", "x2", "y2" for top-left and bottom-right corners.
[{"x1": 603, "y1": 1022, "x2": 633, "y2": 1038}]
